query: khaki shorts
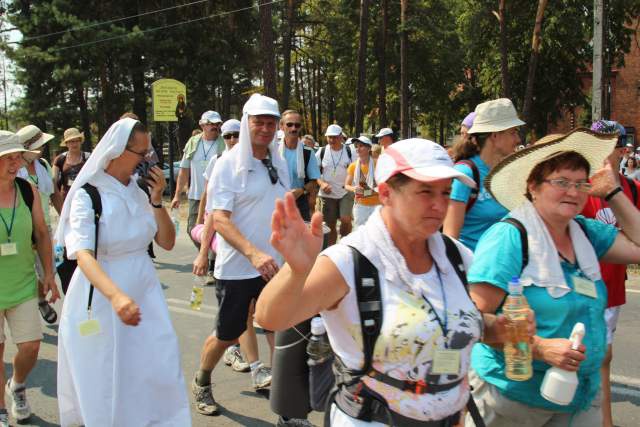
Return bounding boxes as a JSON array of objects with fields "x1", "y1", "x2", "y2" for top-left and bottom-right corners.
[
  {"x1": 0, "y1": 298, "x2": 43, "y2": 344},
  {"x1": 319, "y1": 193, "x2": 354, "y2": 224}
]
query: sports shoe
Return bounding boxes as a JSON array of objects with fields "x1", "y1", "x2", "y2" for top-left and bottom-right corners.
[
  {"x1": 277, "y1": 416, "x2": 316, "y2": 426},
  {"x1": 251, "y1": 364, "x2": 272, "y2": 389},
  {"x1": 0, "y1": 410, "x2": 9, "y2": 427},
  {"x1": 38, "y1": 300, "x2": 57, "y2": 324},
  {"x1": 231, "y1": 349, "x2": 250, "y2": 373},
  {"x1": 205, "y1": 271, "x2": 216, "y2": 286},
  {"x1": 191, "y1": 377, "x2": 219, "y2": 416},
  {"x1": 5, "y1": 378, "x2": 31, "y2": 422},
  {"x1": 223, "y1": 345, "x2": 239, "y2": 366}
]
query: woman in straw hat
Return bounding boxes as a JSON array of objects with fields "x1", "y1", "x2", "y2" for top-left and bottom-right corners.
[
  {"x1": 256, "y1": 139, "x2": 533, "y2": 426},
  {"x1": 16, "y1": 125, "x2": 63, "y2": 324},
  {"x1": 0, "y1": 131, "x2": 59, "y2": 426},
  {"x1": 443, "y1": 98, "x2": 523, "y2": 251},
  {"x1": 464, "y1": 129, "x2": 640, "y2": 426}
]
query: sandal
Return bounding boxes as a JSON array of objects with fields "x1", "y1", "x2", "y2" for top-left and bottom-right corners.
[{"x1": 38, "y1": 301, "x2": 58, "y2": 324}]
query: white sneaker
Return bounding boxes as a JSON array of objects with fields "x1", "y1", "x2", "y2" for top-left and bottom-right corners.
[
  {"x1": 231, "y1": 348, "x2": 250, "y2": 373},
  {"x1": 5, "y1": 379, "x2": 31, "y2": 422},
  {"x1": 223, "y1": 345, "x2": 239, "y2": 366},
  {"x1": 0, "y1": 411, "x2": 8, "y2": 427},
  {"x1": 205, "y1": 271, "x2": 216, "y2": 286},
  {"x1": 251, "y1": 364, "x2": 272, "y2": 389}
]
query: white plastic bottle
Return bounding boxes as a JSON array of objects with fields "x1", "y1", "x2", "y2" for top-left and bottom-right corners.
[
  {"x1": 190, "y1": 275, "x2": 206, "y2": 311},
  {"x1": 170, "y1": 208, "x2": 180, "y2": 234},
  {"x1": 540, "y1": 322, "x2": 586, "y2": 405}
]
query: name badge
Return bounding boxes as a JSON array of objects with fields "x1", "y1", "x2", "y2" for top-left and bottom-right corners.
[
  {"x1": 78, "y1": 319, "x2": 102, "y2": 337},
  {"x1": 200, "y1": 161, "x2": 209, "y2": 171},
  {"x1": 0, "y1": 242, "x2": 18, "y2": 256},
  {"x1": 363, "y1": 189, "x2": 373, "y2": 197},
  {"x1": 432, "y1": 349, "x2": 461, "y2": 375},
  {"x1": 573, "y1": 276, "x2": 598, "y2": 299},
  {"x1": 67, "y1": 178, "x2": 75, "y2": 187}
]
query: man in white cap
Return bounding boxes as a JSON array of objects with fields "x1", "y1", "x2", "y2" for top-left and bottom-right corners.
[
  {"x1": 16, "y1": 125, "x2": 63, "y2": 325},
  {"x1": 316, "y1": 124, "x2": 353, "y2": 245},
  {"x1": 191, "y1": 94, "x2": 290, "y2": 416},
  {"x1": 375, "y1": 127, "x2": 395, "y2": 149},
  {"x1": 172, "y1": 110, "x2": 225, "y2": 283},
  {"x1": 278, "y1": 109, "x2": 320, "y2": 221}
]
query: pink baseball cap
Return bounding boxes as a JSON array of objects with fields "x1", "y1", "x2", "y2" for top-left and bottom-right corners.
[{"x1": 375, "y1": 139, "x2": 477, "y2": 188}]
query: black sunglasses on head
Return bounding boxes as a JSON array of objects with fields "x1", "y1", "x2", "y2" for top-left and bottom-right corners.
[
  {"x1": 223, "y1": 132, "x2": 240, "y2": 139},
  {"x1": 261, "y1": 157, "x2": 279, "y2": 185}
]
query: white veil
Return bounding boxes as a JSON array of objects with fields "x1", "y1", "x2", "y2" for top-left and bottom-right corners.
[{"x1": 54, "y1": 118, "x2": 138, "y2": 245}]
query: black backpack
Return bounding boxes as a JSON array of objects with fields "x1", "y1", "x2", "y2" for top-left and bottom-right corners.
[
  {"x1": 15, "y1": 177, "x2": 35, "y2": 244},
  {"x1": 454, "y1": 159, "x2": 480, "y2": 212}
]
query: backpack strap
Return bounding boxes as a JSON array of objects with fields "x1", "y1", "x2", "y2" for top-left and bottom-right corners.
[
  {"x1": 348, "y1": 246, "x2": 382, "y2": 375},
  {"x1": 81, "y1": 183, "x2": 102, "y2": 315},
  {"x1": 500, "y1": 217, "x2": 528, "y2": 274},
  {"x1": 441, "y1": 234, "x2": 468, "y2": 289},
  {"x1": 455, "y1": 160, "x2": 480, "y2": 212},
  {"x1": 319, "y1": 146, "x2": 326, "y2": 174},
  {"x1": 346, "y1": 145, "x2": 352, "y2": 161},
  {"x1": 15, "y1": 177, "x2": 35, "y2": 244},
  {"x1": 303, "y1": 147, "x2": 312, "y2": 184}
]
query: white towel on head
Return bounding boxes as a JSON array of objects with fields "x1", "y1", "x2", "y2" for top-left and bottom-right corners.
[
  {"x1": 509, "y1": 200, "x2": 601, "y2": 298},
  {"x1": 353, "y1": 157, "x2": 375, "y2": 190},
  {"x1": 278, "y1": 139, "x2": 305, "y2": 179}
]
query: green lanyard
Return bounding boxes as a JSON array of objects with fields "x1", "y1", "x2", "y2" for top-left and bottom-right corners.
[
  {"x1": 29, "y1": 174, "x2": 38, "y2": 186},
  {"x1": 0, "y1": 182, "x2": 18, "y2": 242}
]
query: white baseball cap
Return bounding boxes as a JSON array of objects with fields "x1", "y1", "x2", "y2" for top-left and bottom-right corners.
[
  {"x1": 242, "y1": 93, "x2": 281, "y2": 118},
  {"x1": 199, "y1": 110, "x2": 223, "y2": 125},
  {"x1": 375, "y1": 138, "x2": 476, "y2": 188},
  {"x1": 325, "y1": 124, "x2": 343, "y2": 137},
  {"x1": 220, "y1": 119, "x2": 241, "y2": 135},
  {"x1": 375, "y1": 128, "x2": 393, "y2": 138},
  {"x1": 352, "y1": 135, "x2": 373, "y2": 146}
]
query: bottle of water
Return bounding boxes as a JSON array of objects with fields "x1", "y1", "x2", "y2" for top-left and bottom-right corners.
[
  {"x1": 307, "y1": 317, "x2": 332, "y2": 366},
  {"x1": 190, "y1": 275, "x2": 206, "y2": 311},
  {"x1": 171, "y1": 208, "x2": 180, "y2": 234},
  {"x1": 503, "y1": 277, "x2": 533, "y2": 381},
  {"x1": 54, "y1": 244, "x2": 65, "y2": 267}
]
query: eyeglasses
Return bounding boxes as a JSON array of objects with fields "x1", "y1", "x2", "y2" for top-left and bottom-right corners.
[
  {"x1": 261, "y1": 156, "x2": 279, "y2": 185},
  {"x1": 544, "y1": 178, "x2": 592, "y2": 193},
  {"x1": 126, "y1": 147, "x2": 154, "y2": 159},
  {"x1": 223, "y1": 132, "x2": 240, "y2": 140},
  {"x1": 285, "y1": 122, "x2": 302, "y2": 129}
]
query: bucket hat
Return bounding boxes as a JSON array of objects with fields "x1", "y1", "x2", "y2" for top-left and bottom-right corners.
[
  {"x1": 16, "y1": 125, "x2": 54, "y2": 151},
  {"x1": 61, "y1": 128, "x2": 85, "y2": 147},
  {"x1": 468, "y1": 98, "x2": 525, "y2": 134}
]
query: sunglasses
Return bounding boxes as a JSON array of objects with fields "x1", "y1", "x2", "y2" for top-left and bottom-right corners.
[
  {"x1": 285, "y1": 122, "x2": 302, "y2": 129},
  {"x1": 261, "y1": 157, "x2": 279, "y2": 185},
  {"x1": 223, "y1": 132, "x2": 240, "y2": 140}
]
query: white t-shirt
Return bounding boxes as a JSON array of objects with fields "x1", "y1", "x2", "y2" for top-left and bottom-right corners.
[
  {"x1": 316, "y1": 145, "x2": 352, "y2": 199},
  {"x1": 321, "y1": 230, "x2": 482, "y2": 423},
  {"x1": 210, "y1": 156, "x2": 288, "y2": 280},
  {"x1": 180, "y1": 139, "x2": 218, "y2": 200}
]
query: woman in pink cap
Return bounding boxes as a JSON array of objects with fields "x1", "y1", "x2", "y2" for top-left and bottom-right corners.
[{"x1": 256, "y1": 139, "x2": 533, "y2": 426}]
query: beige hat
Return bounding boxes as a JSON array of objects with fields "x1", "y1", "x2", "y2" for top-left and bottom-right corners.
[
  {"x1": 16, "y1": 125, "x2": 54, "y2": 151},
  {"x1": 468, "y1": 98, "x2": 525, "y2": 134},
  {"x1": 486, "y1": 128, "x2": 617, "y2": 211},
  {"x1": 0, "y1": 130, "x2": 39, "y2": 158},
  {"x1": 61, "y1": 127, "x2": 85, "y2": 147}
]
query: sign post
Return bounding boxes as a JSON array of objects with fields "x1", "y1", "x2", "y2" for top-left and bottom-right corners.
[{"x1": 151, "y1": 79, "x2": 186, "y2": 194}]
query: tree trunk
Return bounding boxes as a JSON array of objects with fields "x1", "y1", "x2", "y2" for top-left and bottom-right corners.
[
  {"x1": 400, "y1": 0, "x2": 409, "y2": 138},
  {"x1": 75, "y1": 82, "x2": 92, "y2": 151},
  {"x1": 498, "y1": 0, "x2": 511, "y2": 98},
  {"x1": 281, "y1": 0, "x2": 297, "y2": 108},
  {"x1": 522, "y1": 0, "x2": 549, "y2": 134},
  {"x1": 259, "y1": 0, "x2": 277, "y2": 97},
  {"x1": 316, "y1": 64, "x2": 323, "y2": 135},
  {"x1": 305, "y1": 57, "x2": 317, "y2": 139},
  {"x1": 376, "y1": 0, "x2": 389, "y2": 128},
  {"x1": 131, "y1": 53, "x2": 147, "y2": 124},
  {"x1": 354, "y1": 0, "x2": 370, "y2": 135}
]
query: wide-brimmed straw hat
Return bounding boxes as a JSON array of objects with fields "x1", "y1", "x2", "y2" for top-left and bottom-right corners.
[
  {"x1": 16, "y1": 125, "x2": 54, "y2": 151},
  {"x1": 0, "y1": 131, "x2": 39, "y2": 158},
  {"x1": 486, "y1": 128, "x2": 617, "y2": 211},
  {"x1": 468, "y1": 98, "x2": 525, "y2": 134},
  {"x1": 61, "y1": 127, "x2": 85, "y2": 147}
]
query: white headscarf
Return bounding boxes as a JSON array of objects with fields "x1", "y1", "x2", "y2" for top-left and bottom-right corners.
[
  {"x1": 17, "y1": 159, "x2": 54, "y2": 196},
  {"x1": 354, "y1": 156, "x2": 375, "y2": 190},
  {"x1": 228, "y1": 94, "x2": 290, "y2": 192},
  {"x1": 278, "y1": 139, "x2": 305, "y2": 180},
  {"x1": 54, "y1": 118, "x2": 138, "y2": 245}
]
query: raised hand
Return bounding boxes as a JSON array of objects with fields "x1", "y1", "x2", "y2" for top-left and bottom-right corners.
[
  {"x1": 589, "y1": 159, "x2": 621, "y2": 199},
  {"x1": 147, "y1": 166, "x2": 166, "y2": 204},
  {"x1": 270, "y1": 192, "x2": 324, "y2": 275}
]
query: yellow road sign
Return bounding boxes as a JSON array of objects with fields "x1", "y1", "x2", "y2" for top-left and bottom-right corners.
[{"x1": 152, "y1": 79, "x2": 187, "y2": 122}]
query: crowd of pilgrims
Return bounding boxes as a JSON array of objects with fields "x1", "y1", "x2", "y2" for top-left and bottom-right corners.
[{"x1": 0, "y1": 93, "x2": 638, "y2": 427}]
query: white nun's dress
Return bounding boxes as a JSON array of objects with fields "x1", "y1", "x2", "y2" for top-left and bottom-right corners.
[{"x1": 57, "y1": 172, "x2": 191, "y2": 427}]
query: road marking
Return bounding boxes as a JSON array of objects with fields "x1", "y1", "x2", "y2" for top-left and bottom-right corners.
[
  {"x1": 167, "y1": 297, "x2": 217, "y2": 311},
  {"x1": 611, "y1": 385, "x2": 640, "y2": 399},
  {"x1": 627, "y1": 288, "x2": 640, "y2": 294},
  {"x1": 168, "y1": 305, "x2": 215, "y2": 319},
  {"x1": 611, "y1": 374, "x2": 640, "y2": 388}
]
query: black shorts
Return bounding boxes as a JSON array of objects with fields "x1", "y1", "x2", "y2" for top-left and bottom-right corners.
[{"x1": 214, "y1": 276, "x2": 267, "y2": 341}]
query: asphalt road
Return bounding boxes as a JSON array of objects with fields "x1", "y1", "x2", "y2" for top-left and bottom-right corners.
[{"x1": 3, "y1": 229, "x2": 640, "y2": 426}]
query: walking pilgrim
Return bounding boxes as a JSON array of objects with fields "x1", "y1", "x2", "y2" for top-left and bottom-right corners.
[{"x1": 55, "y1": 118, "x2": 190, "y2": 427}]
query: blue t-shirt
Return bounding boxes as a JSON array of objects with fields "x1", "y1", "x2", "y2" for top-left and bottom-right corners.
[
  {"x1": 450, "y1": 155, "x2": 508, "y2": 251},
  {"x1": 283, "y1": 145, "x2": 321, "y2": 189},
  {"x1": 469, "y1": 216, "x2": 618, "y2": 412}
]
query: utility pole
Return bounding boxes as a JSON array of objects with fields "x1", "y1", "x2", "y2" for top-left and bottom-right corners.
[
  {"x1": 400, "y1": 0, "x2": 409, "y2": 139},
  {"x1": 0, "y1": 1, "x2": 8, "y2": 129},
  {"x1": 592, "y1": 0, "x2": 604, "y2": 121}
]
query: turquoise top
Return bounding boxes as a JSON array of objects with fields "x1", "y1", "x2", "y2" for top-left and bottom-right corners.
[
  {"x1": 450, "y1": 155, "x2": 508, "y2": 251},
  {"x1": 469, "y1": 216, "x2": 617, "y2": 412},
  {"x1": 283, "y1": 146, "x2": 320, "y2": 189}
]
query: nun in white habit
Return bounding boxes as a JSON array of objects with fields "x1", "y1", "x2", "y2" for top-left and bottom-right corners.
[{"x1": 55, "y1": 118, "x2": 191, "y2": 427}]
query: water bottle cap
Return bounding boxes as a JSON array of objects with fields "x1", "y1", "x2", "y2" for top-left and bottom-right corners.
[
  {"x1": 311, "y1": 317, "x2": 326, "y2": 335},
  {"x1": 508, "y1": 276, "x2": 522, "y2": 294}
]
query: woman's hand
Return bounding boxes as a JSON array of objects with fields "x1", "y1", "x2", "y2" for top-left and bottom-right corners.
[
  {"x1": 42, "y1": 274, "x2": 60, "y2": 304},
  {"x1": 111, "y1": 292, "x2": 141, "y2": 326},
  {"x1": 271, "y1": 192, "x2": 324, "y2": 275},
  {"x1": 589, "y1": 160, "x2": 621, "y2": 199},
  {"x1": 193, "y1": 253, "x2": 209, "y2": 276},
  {"x1": 146, "y1": 166, "x2": 166, "y2": 204},
  {"x1": 493, "y1": 310, "x2": 536, "y2": 343},
  {"x1": 534, "y1": 337, "x2": 586, "y2": 372}
]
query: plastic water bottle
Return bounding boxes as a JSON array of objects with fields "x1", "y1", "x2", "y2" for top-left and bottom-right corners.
[
  {"x1": 171, "y1": 208, "x2": 180, "y2": 234},
  {"x1": 540, "y1": 323, "x2": 586, "y2": 405},
  {"x1": 503, "y1": 277, "x2": 533, "y2": 381},
  {"x1": 307, "y1": 317, "x2": 332, "y2": 366},
  {"x1": 190, "y1": 275, "x2": 206, "y2": 311},
  {"x1": 54, "y1": 244, "x2": 65, "y2": 267}
]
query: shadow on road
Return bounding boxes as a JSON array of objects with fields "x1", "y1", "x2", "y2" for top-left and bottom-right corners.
[
  {"x1": 217, "y1": 406, "x2": 274, "y2": 427},
  {"x1": 612, "y1": 381, "x2": 640, "y2": 406},
  {"x1": 154, "y1": 261, "x2": 192, "y2": 273},
  {"x1": 21, "y1": 414, "x2": 59, "y2": 427}
]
